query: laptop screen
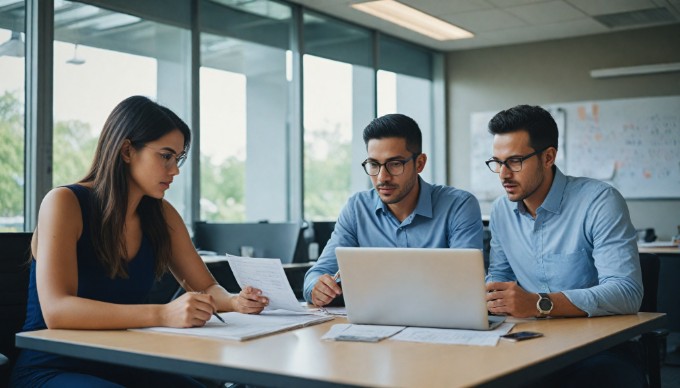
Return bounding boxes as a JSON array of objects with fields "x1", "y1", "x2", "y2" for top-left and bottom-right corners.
[{"x1": 336, "y1": 247, "x2": 502, "y2": 330}]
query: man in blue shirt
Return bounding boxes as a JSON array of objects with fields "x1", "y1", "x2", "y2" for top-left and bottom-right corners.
[
  {"x1": 484, "y1": 105, "x2": 644, "y2": 386},
  {"x1": 304, "y1": 113, "x2": 483, "y2": 306}
]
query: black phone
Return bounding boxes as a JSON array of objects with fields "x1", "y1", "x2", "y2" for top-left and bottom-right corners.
[{"x1": 500, "y1": 331, "x2": 543, "y2": 342}]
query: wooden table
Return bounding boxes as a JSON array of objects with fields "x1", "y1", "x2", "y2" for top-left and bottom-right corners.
[{"x1": 16, "y1": 313, "x2": 665, "y2": 387}]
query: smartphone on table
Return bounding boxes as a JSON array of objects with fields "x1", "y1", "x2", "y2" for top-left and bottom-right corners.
[{"x1": 500, "y1": 331, "x2": 543, "y2": 342}]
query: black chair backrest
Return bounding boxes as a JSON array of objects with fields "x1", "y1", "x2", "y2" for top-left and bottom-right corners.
[
  {"x1": 639, "y1": 253, "x2": 660, "y2": 313},
  {"x1": 0, "y1": 232, "x2": 33, "y2": 385}
]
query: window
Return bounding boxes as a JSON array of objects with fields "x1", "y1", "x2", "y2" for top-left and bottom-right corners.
[
  {"x1": 15, "y1": 0, "x2": 443, "y2": 231},
  {"x1": 302, "y1": 12, "x2": 374, "y2": 221},
  {"x1": 377, "y1": 35, "x2": 436, "y2": 183},
  {"x1": 52, "y1": 0, "x2": 191, "y2": 219},
  {"x1": 0, "y1": 1, "x2": 26, "y2": 231},
  {"x1": 199, "y1": 0, "x2": 292, "y2": 222}
]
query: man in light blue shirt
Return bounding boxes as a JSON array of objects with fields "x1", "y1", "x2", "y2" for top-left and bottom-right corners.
[
  {"x1": 304, "y1": 113, "x2": 483, "y2": 306},
  {"x1": 484, "y1": 105, "x2": 644, "y2": 387}
]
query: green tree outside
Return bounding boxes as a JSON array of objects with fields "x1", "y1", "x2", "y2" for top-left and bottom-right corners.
[
  {"x1": 52, "y1": 120, "x2": 98, "y2": 188},
  {"x1": 0, "y1": 91, "x2": 24, "y2": 231},
  {"x1": 200, "y1": 153, "x2": 246, "y2": 222},
  {"x1": 304, "y1": 126, "x2": 351, "y2": 221}
]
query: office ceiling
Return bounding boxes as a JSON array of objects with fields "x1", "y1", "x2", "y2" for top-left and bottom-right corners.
[{"x1": 288, "y1": 0, "x2": 680, "y2": 51}]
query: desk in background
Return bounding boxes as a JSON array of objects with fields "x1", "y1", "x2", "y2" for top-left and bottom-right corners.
[
  {"x1": 16, "y1": 313, "x2": 665, "y2": 388},
  {"x1": 640, "y1": 245, "x2": 680, "y2": 358},
  {"x1": 639, "y1": 246, "x2": 680, "y2": 255},
  {"x1": 639, "y1": 246, "x2": 680, "y2": 331}
]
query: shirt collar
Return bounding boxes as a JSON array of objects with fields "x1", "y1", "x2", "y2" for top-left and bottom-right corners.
[
  {"x1": 374, "y1": 176, "x2": 433, "y2": 219},
  {"x1": 515, "y1": 166, "x2": 566, "y2": 215}
]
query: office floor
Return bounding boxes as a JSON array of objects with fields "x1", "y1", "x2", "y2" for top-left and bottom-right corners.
[{"x1": 662, "y1": 332, "x2": 680, "y2": 387}]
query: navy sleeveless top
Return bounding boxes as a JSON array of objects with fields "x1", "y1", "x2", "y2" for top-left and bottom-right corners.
[{"x1": 15, "y1": 184, "x2": 157, "y2": 369}]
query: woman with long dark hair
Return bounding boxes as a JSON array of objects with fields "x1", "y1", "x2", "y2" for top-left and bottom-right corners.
[{"x1": 12, "y1": 96, "x2": 268, "y2": 387}]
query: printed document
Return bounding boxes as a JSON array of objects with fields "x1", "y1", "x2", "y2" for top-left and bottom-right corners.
[
  {"x1": 391, "y1": 322, "x2": 515, "y2": 346},
  {"x1": 226, "y1": 255, "x2": 305, "y2": 312},
  {"x1": 135, "y1": 309, "x2": 333, "y2": 341},
  {"x1": 322, "y1": 324, "x2": 405, "y2": 342}
]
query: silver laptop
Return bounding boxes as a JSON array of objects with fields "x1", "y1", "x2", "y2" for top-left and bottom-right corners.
[{"x1": 336, "y1": 247, "x2": 505, "y2": 330}]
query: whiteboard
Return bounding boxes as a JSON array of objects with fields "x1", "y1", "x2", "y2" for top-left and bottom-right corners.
[{"x1": 470, "y1": 95, "x2": 680, "y2": 200}]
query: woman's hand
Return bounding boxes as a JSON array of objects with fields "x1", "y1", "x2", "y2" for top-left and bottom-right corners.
[
  {"x1": 161, "y1": 292, "x2": 217, "y2": 327},
  {"x1": 231, "y1": 286, "x2": 268, "y2": 314}
]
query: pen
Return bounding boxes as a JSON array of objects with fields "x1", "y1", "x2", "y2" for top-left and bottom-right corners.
[
  {"x1": 182, "y1": 279, "x2": 227, "y2": 324},
  {"x1": 333, "y1": 271, "x2": 341, "y2": 283}
]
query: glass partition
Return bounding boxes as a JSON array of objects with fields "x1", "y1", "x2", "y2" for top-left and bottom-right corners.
[
  {"x1": 199, "y1": 0, "x2": 292, "y2": 222},
  {"x1": 0, "y1": 0, "x2": 26, "y2": 231},
  {"x1": 52, "y1": 0, "x2": 191, "y2": 219},
  {"x1": 377, "y1": 35, "x2": 435, "y2": 183},
  {"x1": 302, "y1": 11, "x2": 374, "y2": 221}
]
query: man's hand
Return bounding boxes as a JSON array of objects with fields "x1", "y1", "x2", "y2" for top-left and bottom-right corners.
[
  {"x1": 311, "y1": 274, "x2": 342, "y2": 307},
  {"x1": 485, "y1": 281, "x2": 538, "y2": 318}
]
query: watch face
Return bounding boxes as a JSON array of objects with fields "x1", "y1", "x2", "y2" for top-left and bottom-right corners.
[{"x1": 539, "y1": 298, "x2": 552, "y2": 311}]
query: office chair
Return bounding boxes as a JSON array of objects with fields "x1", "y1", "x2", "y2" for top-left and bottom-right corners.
[
  {"x1": 0, "y1": 232, "x2": 33, "y2": 386},
  {"x1": 638, "y1": 252, "x2": 668, "y2": 388}
]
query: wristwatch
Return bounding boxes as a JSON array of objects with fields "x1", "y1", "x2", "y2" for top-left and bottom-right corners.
[{"x1": 536, "y1": 293, "x2": 553, "y2": 316}]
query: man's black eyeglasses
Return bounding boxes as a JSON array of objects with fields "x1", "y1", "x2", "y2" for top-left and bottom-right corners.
[
  {"x1": 485, "y1": 148, "x2": 547, "y2": 173},
  {"x1": 362, "y1": 154, "x2": 419, "y2": 176}
]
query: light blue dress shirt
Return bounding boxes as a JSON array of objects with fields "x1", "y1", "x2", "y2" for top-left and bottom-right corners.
[
  {"x1": 486, "y1": 167, "x2": 642, "y2": 316},
  {"x1": 303, "y1": 177, "x2": 483, "y2": 303}
]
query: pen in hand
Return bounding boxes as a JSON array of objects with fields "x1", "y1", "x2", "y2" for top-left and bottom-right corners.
[
  {"x1": 333, "y1": 271, "x2": 341, "y2": 283},
  {"x1": 182, "y1": 279, "x2": 227, "y2": 324}
]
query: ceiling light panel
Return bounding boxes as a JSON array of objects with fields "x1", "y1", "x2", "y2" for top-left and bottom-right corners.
[{"x1": 351, "y1": 0, "x2": 474, "y2": 41}]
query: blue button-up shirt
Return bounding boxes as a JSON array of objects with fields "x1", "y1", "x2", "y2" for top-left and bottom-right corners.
[
  {"x1": 486, "y1": 167, "x2": 642, "y2": 316},
  {"x1": 304, "y1": 177, "x2": 484, "y2": 303}
]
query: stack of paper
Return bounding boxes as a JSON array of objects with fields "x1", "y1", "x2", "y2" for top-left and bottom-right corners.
[
  {"x1": 322, "y1": 324, "x2": 405, "y2": 342},
  {"x1": 135, "y1": 255, "x2": 334, "y2": 341},
  {"x1": 137, "y1": 310, "x2": 332, "y2": 341}
]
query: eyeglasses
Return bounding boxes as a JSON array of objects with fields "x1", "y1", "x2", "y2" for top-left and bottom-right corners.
[
  {"x1": 485, "y1": 148, "x2": 547, "y2": 173},
  {"x1": 143, "y1": 145, "x2": 187, "y2": 169},
  {"x1": 362, "y1": 154, "x2": 418, "y2": 176}
]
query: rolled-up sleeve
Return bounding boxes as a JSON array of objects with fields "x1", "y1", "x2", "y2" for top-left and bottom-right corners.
[
  {"x1": 303, "y1": 199, "x2": 359, "y2": 303},
  {"x1": 561, "y1": 187, "x2": 643, "y2": 316}
]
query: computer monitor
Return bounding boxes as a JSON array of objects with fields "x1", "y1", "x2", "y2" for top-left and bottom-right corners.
[
  {"x1": 313, "y1": 221, "x2": 336, "y2": 256},
  {"x1": 194, "y1": 222, "x2": 301, "y2": 264}
]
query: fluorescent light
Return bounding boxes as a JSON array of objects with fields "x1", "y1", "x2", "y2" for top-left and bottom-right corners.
[
  {"x1": 0, "y1": 31, "x2": 24, "y2": 58},
  {"x1": 351, "y1": 0, "x2": 473, "y2": 41},
  {"x1": 66, "y1": 44, "x2": 86, "y2": 65},
  {"x1": 590, "y1": 63, "x2": 680, "y2": 78}
]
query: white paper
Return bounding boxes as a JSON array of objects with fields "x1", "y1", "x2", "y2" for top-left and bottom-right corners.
[
  {"x1": 319, "y1": 307, "x2": 347, "y2": 316},
  {"x1": 391, "y1": 322, "x2": 515, "y2": 347},
  {"x1": 322, "y1": 324, "x2": 405, "y2": 342},
  {"x1": 225, "y1": 255, "x2": 305, "y2": 312},
  {"x1": 134, "y1": 310, "x2": 333, "y2": 341}
]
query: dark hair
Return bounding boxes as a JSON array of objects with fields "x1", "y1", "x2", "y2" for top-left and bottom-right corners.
[
  {"x1": 488, "y1": 105, "x2": 558, "y2": 151},
  {"x1": 80, "y1": 96, "x2": 191, "y2": 279},
  {"x1": 362, "y1": 113, "x2": 422, "y2": 154}
]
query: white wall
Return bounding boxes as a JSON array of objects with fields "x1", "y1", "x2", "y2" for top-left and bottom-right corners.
[{"x1": 447, "y1": 24, "x2": 680, "y2": 239}]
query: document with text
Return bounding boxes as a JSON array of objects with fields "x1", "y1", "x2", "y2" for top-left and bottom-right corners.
[
  {"x1": 226, "y1": 255, "x2": 306, "y2": 312},
  {"x1": 390, "y1": 322, "x2": 515, "y2": 346},
  {"x1": 135, "y1": 310, "x2": 333, "y2": 341},
  {"x1": 322, "y1": 324, "x2": 405, "y2": 342}
]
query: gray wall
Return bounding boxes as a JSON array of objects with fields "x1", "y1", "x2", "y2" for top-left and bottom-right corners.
[{"x1": 447, "y1": 24, "x2": 680, "y2": 240}]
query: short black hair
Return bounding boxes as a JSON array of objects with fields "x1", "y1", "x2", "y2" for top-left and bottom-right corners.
[
  {"x1": 488, "y1": 105, "x2": 558, "y2": 151},
  {"x1": 362, "y1": 113, "x2": 422, "y2": 154}
]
